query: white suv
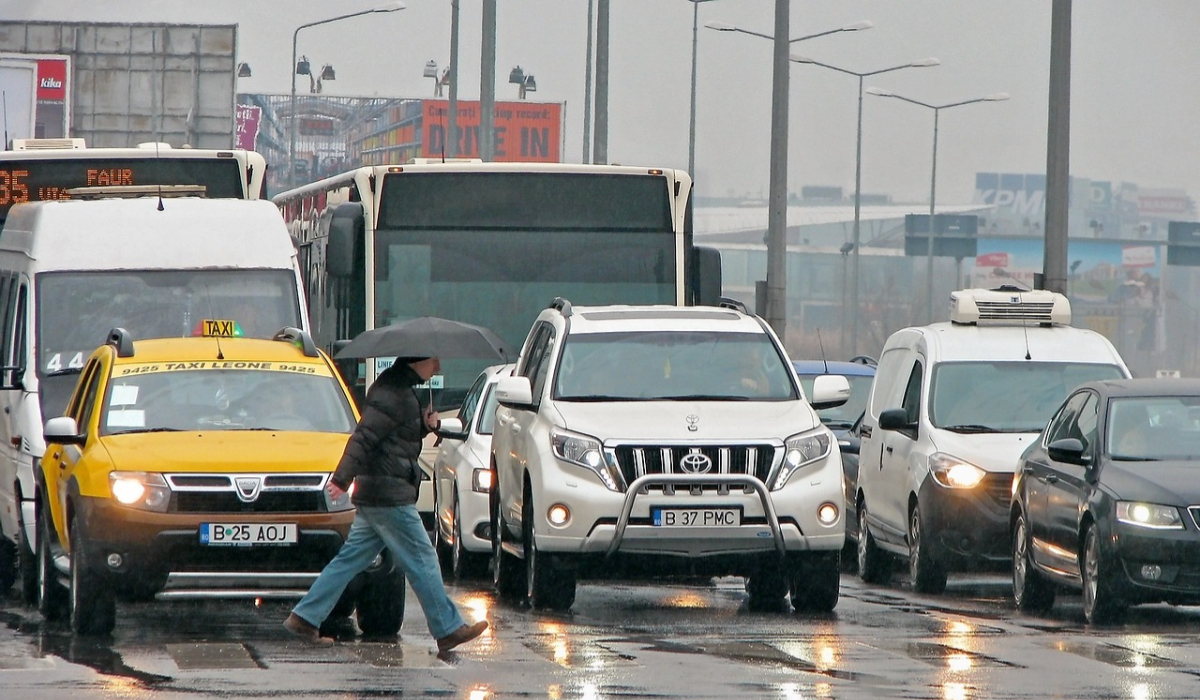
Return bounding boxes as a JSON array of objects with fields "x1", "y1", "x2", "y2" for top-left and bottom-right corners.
[{"x1": 490, "y1": 299, "x2": 850, "y2": 612}]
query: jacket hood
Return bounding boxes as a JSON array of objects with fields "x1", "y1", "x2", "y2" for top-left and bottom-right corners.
[{"x1": 550, "y1": 400, "x2": 821, "y2": 442}]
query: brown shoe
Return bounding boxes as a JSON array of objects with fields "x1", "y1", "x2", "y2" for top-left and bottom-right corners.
[
  {"x1": 284, "y1": 613, "x2": 334, "y2": 646},
  {"x1": 436, "y1": 620, "x2": 489, "y2": 653}
]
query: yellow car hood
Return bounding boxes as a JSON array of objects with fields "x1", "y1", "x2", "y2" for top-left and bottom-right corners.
[{"x1": 99, "y1": 431, "x2": 349, "y2": 474}]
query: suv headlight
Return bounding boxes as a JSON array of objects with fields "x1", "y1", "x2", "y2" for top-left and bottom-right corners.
[
  {"x1": 551, "y1": 427, "x2": 623, "y2": 491},
  {"x1": 771, "y1": 428, "x2": 833, "y2": 490},
  {"x1": 109, "y1": 471, "x2": 170, "y2": 512},
  {"x1": 1116, "y1": 501, "x2": 1184, "y2": 530},
  {"x1": 928, "y1": 453, "x2": 987, "y2": 489}
]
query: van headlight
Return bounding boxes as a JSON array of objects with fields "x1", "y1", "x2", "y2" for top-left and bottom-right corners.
[
  {"x1": 928, "y1": 453, "x2": 987, "y2": 489},
  {"x1": 771, "y1": 428, "x2": 833, "y2": 490},
  {"x1": 109, "y1": 472, "x2": 170, "y2": 512},
  {"x1": 1116, "y1": 501, "x2": 1184, "y2": 530},
  {"x1": 551, "y1": 427, "x2": 623, "y2": 491}
]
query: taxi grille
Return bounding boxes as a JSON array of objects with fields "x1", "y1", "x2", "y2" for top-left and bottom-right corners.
[
  {"x1": 165, "y1": 473, "x2": 328, "y2": 514},
  {"x1": 611, "y1": 444, "x2": 776, "y2": 486}
]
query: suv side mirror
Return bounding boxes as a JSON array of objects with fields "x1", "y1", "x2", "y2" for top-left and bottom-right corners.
[
  {"x1": 809, "y1": 374, "x2": 851, "y2": 410},
  {"x1": 878, "y1": 408, "x2": 915, "y2": 432},
  {"x1": 436, "y1": 417, "x2": 467, "y2": 440},
  {"x1": 1047, "y1": 437, "x2": 1089, "y2": 465},
  {"x1": 495, "y1": 375, "x2": 534, "y2": 409},
  {"x1": 43, "y1": 416, "x2": 85, "y2": 446}
]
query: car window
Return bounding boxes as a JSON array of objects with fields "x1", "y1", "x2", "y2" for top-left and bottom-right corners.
[
  {"x1": 477, "y1": 383, "x2": 501, "y2": 435},
  {"x1": 901, "y1": 362, "x2": 923, "y2": 424},
  {"x1": 74, "y1": 359, "x2": 105, "y2": 432},
  {"x1": 870, "y1": 346, "x2": 911, "y2": 419},
  {"x1": 457, "y1": 371, "x2": 488, "y2": 430},
  {"x1": 1044, "y1": 391, "x2": 1087, "y2": 445},
  {"x1": 799, "y1": 372, "x2": 873, "y2": 428},
  {"x1": 1076, "y1": 392, "x2": 1099, "y2": 454}
]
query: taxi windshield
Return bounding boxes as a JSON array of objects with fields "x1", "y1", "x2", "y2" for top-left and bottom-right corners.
[{"x1": 99, "y1": 367, "x2": 356, "y2": 435}]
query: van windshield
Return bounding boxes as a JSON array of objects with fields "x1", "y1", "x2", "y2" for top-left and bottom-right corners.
[
  {"x1": 929, "y1": 361, "x2": 1127, "y2": 433},
  {"x1": 554, "y1": 331, "x2": 798, "y2": 401},
  {"x1": 36, "y1": 269, "x2": 302, "y2": 419}
]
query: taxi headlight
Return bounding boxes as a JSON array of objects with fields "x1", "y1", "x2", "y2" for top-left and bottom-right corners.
[
  {"x1": 109, "y1": 472, "x2": 170, "y2": 512},
  {"x1": 551, "y1": 427, "x2": 623, "y2": 491},
  {"x1": 1116, "y1": 501, "x2": 1184, "y2": 530},
  {"x1": 771, "y1": 428, "x2": 833, "y2": 490},
  {"x1": 928, "y1": 453, "x2": 987, "y2": 489},
  {"x1": 324, "y1": 476, "x2": 354, "y2": 512}
]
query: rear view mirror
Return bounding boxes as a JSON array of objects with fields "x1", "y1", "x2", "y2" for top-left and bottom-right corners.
[
  {"x1": 327, "y1": 203, "x2": 364, "y2": 278},
  {"x1": 1047, "y1": 437, "x2": 1089, "y2": 465},
  {"x1": 495, "y1": 375, "x2": 534, "y2": 409},
  {"x1": 809, "y1": 374, "x2": 851, "y2": 410},
  {"x1": 44, "y1": 416, "x2": 85, "y2": 446},
  {"x1": 437, "y1": 417, "x2": 467, "y2": 441},
  {"x1": 878, "y1": 408, "x2": 914, "y2": 432}
]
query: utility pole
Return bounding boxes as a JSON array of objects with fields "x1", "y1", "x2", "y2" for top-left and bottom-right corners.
[
  {"x1": 448, "y1": 0, "x2": 460, "y2": 156},
  {"x1": 479, "y1": 0, "x2": 496, "y2": 161},
  {"x1": 593, "y1": 0, "x2": 609, "y2": 164},
  {"x1": 764, "y1": 0, "x2": 789, "y2": 337},
  {"x1": 1043, "y1": 0, "x2": 1072, "y2": 293},
  {"x1": 582, "y1": 0, "x2": 594, "y2": 163}
]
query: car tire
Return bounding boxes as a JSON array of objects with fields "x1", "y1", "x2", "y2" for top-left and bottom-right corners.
[
  {"x1": 1012, "y1": 512, "x2": 1056, "y2": 613},
  {"x1": 490, "y1": 483, "x2": 525, "y2": 603},
  {"x1": 451, "y1": 491, "x2": 487, "y2": 580},
  {"x1": 36, "y1": 506, "x2": 66, "y2": 621},
  {"x1": 746, "y1": 558, "x2": 790, "y2": 612},
  {"x1": 69, "y1": 515, "x2": 116, "y2": 635},
  {"x1": 909, "y1": 502, "x2": 947, "y2": 595},
  {"x1": 856, "y1": 500, "x2": 891, "y2": 585},
  {"x1": 1082, "y1": 525, "x2": 1126, "y2": 625},
  {"x1": 355, "y1": 553, "x2": 405, "y2": 637},
  {"x1": 790, "y1": 551, "x2": 840, "y2": 612},
  {"x1": 523, "y1": 489, "x2": 575, "y2": 611},
  {"x1": 17, "y1": 516, "x2": 38, "y2": 605}
]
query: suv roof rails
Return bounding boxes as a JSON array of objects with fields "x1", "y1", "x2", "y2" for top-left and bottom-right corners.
[
  {"x1": 718, "y1": 296, "x2": 750, "y2": 314},
  {"x1": 273, "y1": 327, "x2": 320, "y2": 357},
  {"x1": 848, "y1": 355, "x2": 877, "y2": 367},
  {"x1": 549, "y1": 297, "x2": 573, "y2": 317},
  {"x1": 106, "y1": 327, "x2": 135, "y2": 357}
]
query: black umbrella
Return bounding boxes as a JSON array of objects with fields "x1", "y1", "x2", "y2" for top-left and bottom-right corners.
[{"x1": 333, "y1": 316, "x2": 509, "y2": 361}]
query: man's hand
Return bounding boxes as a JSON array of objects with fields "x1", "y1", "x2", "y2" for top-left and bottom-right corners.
[
  {"x1": 423, "y1": 406, "x2": 441, "y2": 431},
  {"x1": 326, "y1": 481, "x2": 346, "y2": 500}
]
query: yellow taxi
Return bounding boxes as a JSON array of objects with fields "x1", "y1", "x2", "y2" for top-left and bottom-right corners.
[{"x1": 36, "y1": 324, "x2": 405, "y2": 636}]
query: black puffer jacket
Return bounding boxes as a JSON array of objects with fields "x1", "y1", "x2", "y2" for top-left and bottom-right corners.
[{"x1": 330, "y1": 362, "x2": 431, "y2": 507}]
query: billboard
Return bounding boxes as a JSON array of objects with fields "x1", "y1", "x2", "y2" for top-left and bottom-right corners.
[{"x1": 423, "y1": 100, "x2": 561, "y2": 162}]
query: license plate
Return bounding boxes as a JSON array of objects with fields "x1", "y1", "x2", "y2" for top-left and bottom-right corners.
[
  {"x1": 652, "y1": 507, "x2": 741, "y2": 527},
  {"x1": 199, "y1": 523, "x2": 298, "y2": 546}
]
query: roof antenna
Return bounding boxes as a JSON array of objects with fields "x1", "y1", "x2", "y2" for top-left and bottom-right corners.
[
  {"x1": 816, "y1": 328, "x2": 829, "y2": 375},
  {"x1": 155, "y1": 140, "x2": 164, "y2": 210},
  {"x1": 1019, "y1": 291, "x2": 1032, "y2": 360},
  {"x1": 204, "y1": 287, "x2": 224, "y2": 360},
  {"x1": 2, "y1": 91, "x2": 8, "y2": 149}
]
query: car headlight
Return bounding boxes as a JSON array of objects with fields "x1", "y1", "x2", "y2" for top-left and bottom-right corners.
[
  {"x1": 1116, "y1": 501, "x2": 1184, "y2": 530},
  {"x1": 771, "y1": 428, "x2": 833, "y2": 490},
  {"x1": 928, "y1": 453, "x2": 987, "y2": 489},
  {"x1": 109, "y1": 471, "x2": 170, "y2": 512},
  {"x1": 324, "y1": 476, "x2": 354, "y2": 512},
  {"x1": 551, "y1": 427, "x2": 623, "y2": 491},
  {"x1": 471, "y1": 467, "x2": 493, "y2": 493}
]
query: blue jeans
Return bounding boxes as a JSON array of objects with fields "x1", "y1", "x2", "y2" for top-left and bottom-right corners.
[{"x1": 291, "y1": 504, "x2": 467, "y2": 639}]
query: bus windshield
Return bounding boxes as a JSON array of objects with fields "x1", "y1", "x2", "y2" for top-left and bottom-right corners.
[{"x1": 373, "y1": 172, "x2": 678, "y2": 408}]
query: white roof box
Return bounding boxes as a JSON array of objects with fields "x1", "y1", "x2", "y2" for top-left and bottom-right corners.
[
  {"x1": 948, "y1": 287, "x2": 1071, "y2": 326},
  {"x1": 11, "y1": 137, "x2": 86, "y2": 150}
]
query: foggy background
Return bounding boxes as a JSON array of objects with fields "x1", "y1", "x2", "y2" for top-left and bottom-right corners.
[{"x1": 6, "y1": 0, "x2": 1199, "y2": 208}]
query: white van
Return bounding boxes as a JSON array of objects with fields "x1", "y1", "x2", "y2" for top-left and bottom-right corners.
[
  {"x1": 0, "y1": 196, "x2": 309, "y2": 600},
  {"x1": 853, "y1": 287, "x2": 1130, "y2": 593}
]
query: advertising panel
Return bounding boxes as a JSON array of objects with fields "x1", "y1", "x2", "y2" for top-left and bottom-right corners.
[{"x1": 423, "y1": 99, "x2": 561, "y2": 162}]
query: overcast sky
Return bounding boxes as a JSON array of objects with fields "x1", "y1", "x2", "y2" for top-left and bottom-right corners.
[{"x1": 8, "y1": 0, "x2": 1200, "y2": 207}]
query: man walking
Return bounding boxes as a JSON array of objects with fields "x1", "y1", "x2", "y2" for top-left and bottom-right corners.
[{"x1": 284, "y1": 356, "x2": 488, "y2": 652}]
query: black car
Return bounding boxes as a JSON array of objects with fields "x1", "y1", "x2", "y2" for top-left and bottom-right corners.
[{"x1": 1011, "y1": 378, "x2": 1200, "y2": 624}]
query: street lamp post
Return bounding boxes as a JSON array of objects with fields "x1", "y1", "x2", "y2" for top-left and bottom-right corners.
[
  {"x1": 290, "y1": 2, "x2": 405, "y2": 189},
  {"x1": 687, "y1": 0, "x2": 717, "y2": 178},
  {"x1": 705, "y1": 15, "x2": 872, "y2": 338},
  {"x1": 790, "y1": 55, "x2": 938, "y2": 354},
  {"x1": 866, "y1": 87, "x2": 1009, "y2": 323}
]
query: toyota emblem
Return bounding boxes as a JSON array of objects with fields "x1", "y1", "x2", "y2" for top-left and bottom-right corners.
[
  {"x1": 678, "y1": 450, "x2": 713, "y2": 474},
  {"x1": 686, "y1": 414, "x2": 700, "y2": 432}
]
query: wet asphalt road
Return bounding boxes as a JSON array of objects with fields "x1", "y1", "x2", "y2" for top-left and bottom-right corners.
[{"x1": 4, "y1": 570, "x2": 1200, "y2": 699}]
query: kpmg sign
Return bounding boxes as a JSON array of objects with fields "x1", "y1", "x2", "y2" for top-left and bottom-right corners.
[{"x1": 974, "y1": 173, "x2": 1046, "y2": 218}]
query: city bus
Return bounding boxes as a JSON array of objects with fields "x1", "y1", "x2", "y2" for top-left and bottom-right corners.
[
  {"x1": 0, "y1": 138, "x2": 268, "y2": 227},
  {"x1": 273, "y1": 162, "x2": 721, "y2": 523}
]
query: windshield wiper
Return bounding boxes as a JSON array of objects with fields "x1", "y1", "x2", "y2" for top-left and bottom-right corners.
[
  {"x1": 108, "y1": 427, "x2": 182, "y2": 435},
  {"x1": 46, "y1": 368, "x2": 83, "y2": 377},
  {"x1": 558, "y1": 395, "x2": 648, "y2": 402},
  {"x1": 659, "y1": 394, "x2": 751, "y2": 402},
  {"x1": 942, "y1": 424, "x2": 997, "y2": 434}
]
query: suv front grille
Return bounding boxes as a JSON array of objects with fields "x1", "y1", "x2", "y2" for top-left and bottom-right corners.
[
  {"x1": 164, "y1": 473, "x2": 328, "y2": 514},
  {"x1": 611, "y1": 444, "x2": 777, "y2": 486}
]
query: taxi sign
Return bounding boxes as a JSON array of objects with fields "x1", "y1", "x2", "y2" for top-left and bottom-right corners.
[{"x1": 194, "y1": 319, "x2": 244, "y2": 337}]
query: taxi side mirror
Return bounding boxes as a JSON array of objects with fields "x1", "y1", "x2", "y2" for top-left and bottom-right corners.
[{"x1": 44, "y1": 416, "x2": 85, "y2": 446}]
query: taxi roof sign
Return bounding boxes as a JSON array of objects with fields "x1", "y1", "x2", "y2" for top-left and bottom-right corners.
[{"x1": 195, "y1": 319, "x2": 243, "y2": 337}]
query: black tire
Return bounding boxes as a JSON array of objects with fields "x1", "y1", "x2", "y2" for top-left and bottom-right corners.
[
  {"x1": 69, "y1": 516, "x2": 116, "y2": 635},
  {"x1": 491, "y1": 486, "x2": 525, "y2": 602},
  {"x1": 856, "y1": 500, "x2": 891, "y2": 585},
  {"x1": 451, "y1": 492, "x2": 487, "y2": 580},
  {"x1": 355, "y1": 554, "x2": 405, "y2": 637},
  {"x1": 1082, "y1": 525, "x2": 1126, "y2": 625},
  {"x1": 523, "y1": 490, "x2": 575, "y2": 611},
  {"x1": 746, "y1": 558, "x2": 790, "y2": 612},
  {"x1": 909, "y1": 502, "x2": 947, "y2": 595},
  {"x1": 18, "y1": 516, "x2": 38, "y2": 605},
  {"x1": 36, "y1": 507, "x2": 66, "y2": 620},
  {"x1": 791, "y1": 551, "x2": 840, "y2": 612},
  {"x1": 0, "y1": 537, "x2": 16, "y2": 592},
  {"x1": 1012, "y1": 512, "x2": 1056, "y2": 613}
]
